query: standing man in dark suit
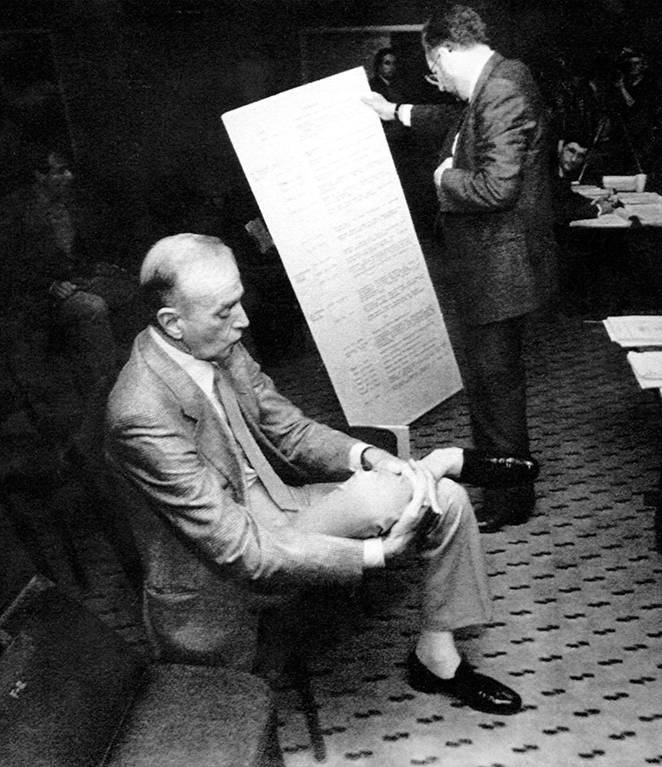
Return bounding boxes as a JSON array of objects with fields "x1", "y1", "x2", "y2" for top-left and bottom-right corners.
[
  {"x1": 364, "y1": 4, "x2": 558, "y2": 532},
  {"x1": 105, "y1": 233, "x2": 537, "y2": 715}
]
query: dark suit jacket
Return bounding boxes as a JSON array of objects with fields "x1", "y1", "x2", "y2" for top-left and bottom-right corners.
[
  {"x1": 550, "y1": 171, "x2": 598, "y2": 227},
  {"x1": 105, "y1": 329, "x2": 365, "y2": 669},
  {"x1": 412, "y1": 53, "x2": 558, "y2": 325}
]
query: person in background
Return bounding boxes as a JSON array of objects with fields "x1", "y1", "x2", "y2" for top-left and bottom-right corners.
[
  {"x1": 550, "y1": 133, "x2": 616, "y2": 314},
  {"x1": 613, "y1": 48, "x2": 662, "y2": 168},
  {"x1": 552, "y1": 133, "x2": 615, "y2": 226},
  {"x1": 0, "y1": 147, "x2": 139, "y2": 396},
  {"x1": 369, "y1": 48, "x2": 403, "y2": 103}
]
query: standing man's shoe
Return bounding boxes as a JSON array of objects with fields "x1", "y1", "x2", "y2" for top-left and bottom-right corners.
[
  {"x1": 459, "y1": 450, "x2": 539, "y2": 487},
  {"x1": 477, "y1": 484, "x2": 536, "y2": 533},
  {"x1": 407, "y1": 652, "x2": 522, "y2": 715}
]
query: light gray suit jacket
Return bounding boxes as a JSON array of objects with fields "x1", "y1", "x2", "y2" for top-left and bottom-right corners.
[{"x1": 105, "y1": 329, "x2": 364, "y2": 669}]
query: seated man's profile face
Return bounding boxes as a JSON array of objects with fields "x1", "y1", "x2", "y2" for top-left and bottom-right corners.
[
  {"x1": 559, "y1": 141, "x2": 588, "y2": 177},
  {"x1": 170, "y1": 250, "x2": 249, "y2": 363}
]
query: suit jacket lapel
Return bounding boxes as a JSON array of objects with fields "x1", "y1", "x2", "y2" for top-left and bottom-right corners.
[
  {"x1": 450, "y1": 53, "x2": 503, "y2": 166},
  {"x1": 136, "y1": 330, "x2": 245, "y2": 493},
  {"x1": 439, "y1": 55, "x2": 503, "y2": 162},
  {"x1": 224, "y1": 352, "x2": 310, "y2": 487}
]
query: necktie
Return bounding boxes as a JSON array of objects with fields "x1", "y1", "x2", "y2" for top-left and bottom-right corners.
[{"x1": 213, "y1": 366, "x2": 298, "y2": 511}]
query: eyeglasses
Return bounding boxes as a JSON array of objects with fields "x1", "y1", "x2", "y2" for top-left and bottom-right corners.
[{"x1": 424, "y1": 49, "x2": 443, "y2": 86}]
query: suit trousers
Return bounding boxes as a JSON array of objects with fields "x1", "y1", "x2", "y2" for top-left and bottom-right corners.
[
  {"x1": 248, "y1": 469, "x2": 492, "y2": 633},
  {"x1": 456, "y1": 314, "x2": 529, "y2": 458}
]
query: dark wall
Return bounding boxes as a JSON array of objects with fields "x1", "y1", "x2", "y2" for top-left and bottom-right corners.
[
  {"x1": 2, "y1": 0, "x2": 439, "y2": 261},
  {"x1": 2, "y1": 0, "x2": 660, "y2": 261}
]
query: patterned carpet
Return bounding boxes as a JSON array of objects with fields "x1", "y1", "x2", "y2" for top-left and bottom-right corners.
[
  {"x1": 2, "y1": 306, "x2": 662, "y2": 767},
  {"x1": 267, "y1": 311, "x2": 662, "y2": 767}
]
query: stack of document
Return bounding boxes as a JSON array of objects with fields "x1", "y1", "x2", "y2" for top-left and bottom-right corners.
[
  {"x1": 626, "y1": 351, "x2": 662, "y2": 389},
  {"x1": 617, "y1": 192, "x2": 662, "y2": 205},
  {"x1": 602, "y1": 316, "x2": 662, "y2": 389},
  {"x1": 603, "y1": 316, "x2": 662, "y2": 347},
  {"x1": 572, "y1": 184, "x2": 605, "y2": 199},
  {"x1": 569, "y1": 213, "x2": 629, "y2": 228},
  {"x1": 621, "y1": 202, "x2": 662, "y2": 226}
]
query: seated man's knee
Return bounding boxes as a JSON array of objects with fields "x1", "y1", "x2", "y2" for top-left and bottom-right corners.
[
  {"x1": 435, "y1": 477, "x2": 475, "y2": 525},
  {"x1": 344, "y1": 469, "x2": 412, "y2": 536}
]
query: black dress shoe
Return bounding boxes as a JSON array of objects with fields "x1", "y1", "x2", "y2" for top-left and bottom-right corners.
[
  {"x1": 407, "y1": 653, "x2": 522, "y2": 715},
  {"x1": 477, "y1": 485, "x2": 536, "y2": 533},
  {"x1": 459, "y1": 450, "x2": 539, "y2": 487}
]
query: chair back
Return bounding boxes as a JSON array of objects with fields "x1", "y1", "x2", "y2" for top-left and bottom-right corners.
[
  {"x1": 0, "y1": 575, "x2": 146, "y2": 767},
  {"x1": 0, "y1": 502, "x2": 35, "y2": 616}
]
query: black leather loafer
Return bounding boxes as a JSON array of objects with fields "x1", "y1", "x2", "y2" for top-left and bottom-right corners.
[
  {"x1": 459, "y1": 450, "x2": 539, "y2": 488},
  {"x1": 477, "y1": 485, "x2": 536, "y2": 533},
  {"x1": 407, "y1": 653, "x2": 522, "y2": 715}
]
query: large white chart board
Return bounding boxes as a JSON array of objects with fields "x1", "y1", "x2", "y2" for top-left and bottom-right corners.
[{"x1": 222, "y1": 67, "x2": 461, "y2": 427}]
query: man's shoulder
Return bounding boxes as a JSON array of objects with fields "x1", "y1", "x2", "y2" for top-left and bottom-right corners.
[
  {"x1": 491, "y1": 55, "x2": 529, "y2": 75},
  {"x1": 107, "y1": 330, "x2": 173, "y2": 420},
  {"x1": 478, "y1": 56, "x2": 543, "y2": 112},
  {"x1": 488, "y1": 56, "x2": 538, "y2": 91}
]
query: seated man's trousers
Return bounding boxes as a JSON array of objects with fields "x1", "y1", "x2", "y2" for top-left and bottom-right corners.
[{"x1": 248, "y1": 468, "x2": 493, "y2": 633}]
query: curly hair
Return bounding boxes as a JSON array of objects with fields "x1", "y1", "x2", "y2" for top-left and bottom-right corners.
[{"x1": 422, "y1": 4, "x2": 489, "y2": 49}]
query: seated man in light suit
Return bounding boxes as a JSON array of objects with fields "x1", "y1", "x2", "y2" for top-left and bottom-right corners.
[{"x1": 105, "y1": 233, "x2": 536, "y2": 715}]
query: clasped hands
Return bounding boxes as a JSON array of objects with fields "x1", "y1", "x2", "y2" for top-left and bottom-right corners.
[
  {"x1": 360, "y1": 446, "x2": 464, "y2": 560},
  {"x1": 594, "y1": 192, "x2": 618, "y2": 217}
]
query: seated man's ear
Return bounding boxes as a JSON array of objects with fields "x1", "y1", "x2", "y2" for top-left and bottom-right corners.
[{"x1": 156, "y1": 307, "x2": 183, "y2": 340}]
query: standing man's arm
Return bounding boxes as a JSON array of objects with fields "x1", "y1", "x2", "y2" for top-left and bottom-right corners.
[
  {"x1": 361, "y1": 93, "x2": 462, "y2": 147},
  {"x1": 409, "y1": 103, "x2": 464, "y2": 146},
  {"x1": 435, "y1": 77, "x2": 536, "y2": 212}
]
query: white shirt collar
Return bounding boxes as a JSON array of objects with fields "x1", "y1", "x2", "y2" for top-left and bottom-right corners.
[{"x1": 149, "y1": 325, "x2": 216, "y2": 398}]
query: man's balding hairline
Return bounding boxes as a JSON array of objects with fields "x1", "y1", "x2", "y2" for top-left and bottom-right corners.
[{"x1": 139, "y1": 233, "x2": 233, "y2": 322}]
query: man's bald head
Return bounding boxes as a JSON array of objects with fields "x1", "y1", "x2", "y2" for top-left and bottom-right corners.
[
  {"x1": 140, "y1": 233, "x2": 236, "y2": 321},
  {"x1": 140, "y1": 233, "x2": 249, "y2": 362}
]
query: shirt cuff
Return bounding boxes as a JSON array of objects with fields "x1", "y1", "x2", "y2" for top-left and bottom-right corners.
[
  {"x1": 363, "y1": 537, "x2": 386, "y2": 569},
  {"x1": 398, "y1": 104, "x2": 413, "y2": 126},
  {"x1": 349, "y1": 442, "x2": 372, "y2": 472}
]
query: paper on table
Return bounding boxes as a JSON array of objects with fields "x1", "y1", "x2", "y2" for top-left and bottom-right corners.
[
  {"x1": 603, "y1": 316, "x2": 662, "y2": 347},
  {"x1": 571, "y1": 184, "x2": 606, "y2": 199},
  {"x1": 602, "y1": 174, "x2": 646, "y2": 192},
  {"x1": 621, "y1": 203, "x2": 662, "y2": 226},
  {"x1": 569, "y1": 213, "x2": 630, "y2": 228},
  {"x1": 616, "y1": 192, "x2": 662, "y2": 205},
  {"x1": 222, "y1": 67, "x2": 461, "y2": 427},
  {"x1": 626, "y1": 351, "x2": 662, "y2": 389}
]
